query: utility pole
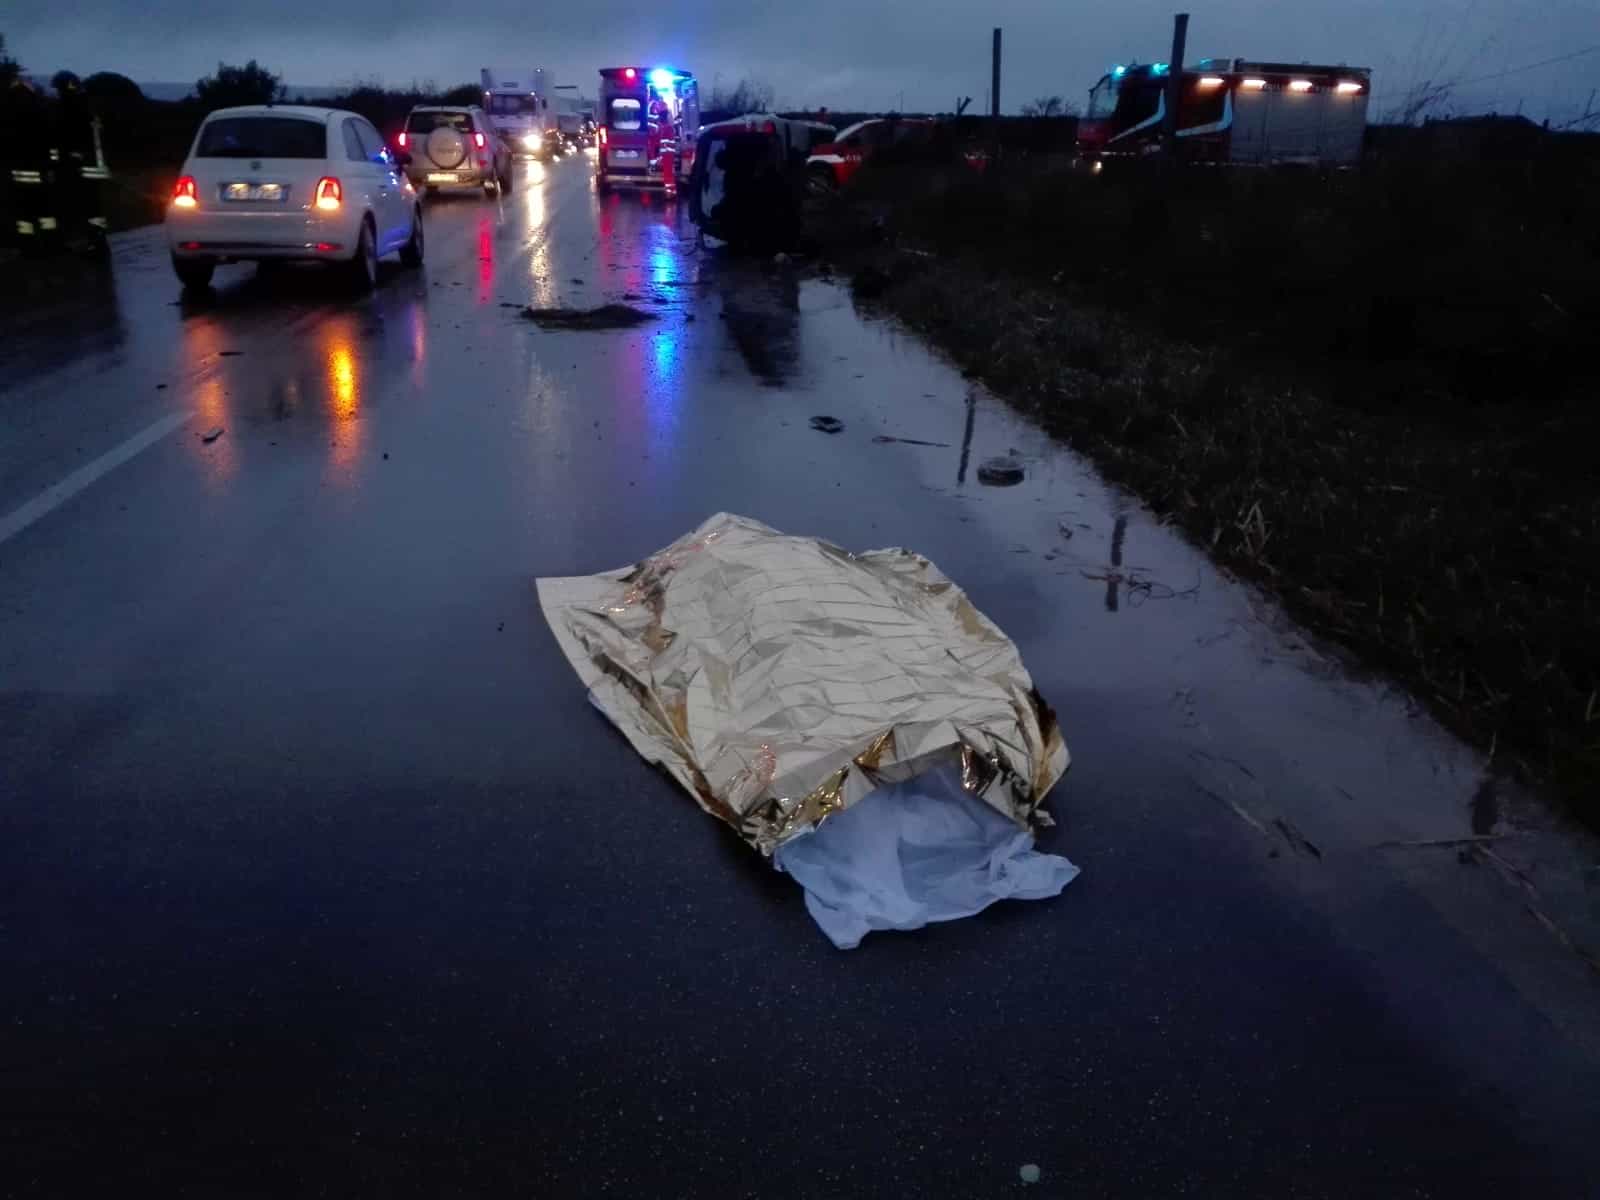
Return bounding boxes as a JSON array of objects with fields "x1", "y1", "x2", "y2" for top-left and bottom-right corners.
[
  {"x1": 1163, "y1": 12, "x2": 1189, "y2": 157},
  {"x1": 991, "y1": 28, "x2": 1002, "y2": 118}
]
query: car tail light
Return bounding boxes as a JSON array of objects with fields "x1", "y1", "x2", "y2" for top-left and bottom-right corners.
[
  {"x1": 473, "y1": 131, "x2": 486, "y2": 149},
  {"x1": 598, "y1": 126, "x2": 607, "y2": 147},
  {"x1": 397, "y1": 131, "x2": 408, "y2": 147},
  {"x1": 314, "y1": 176, "x2": 342, "y2": 211},
  {"x1": 172, "y1": 176, "x2": 198, "y2": 208},
  {"x1": 314, "y1": 242, "x2": 341, "y2": 252}
]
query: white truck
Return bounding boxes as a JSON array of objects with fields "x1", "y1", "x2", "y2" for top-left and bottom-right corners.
[{"x1": 481, "y1": 68, "x2": 559, "y2": 159}]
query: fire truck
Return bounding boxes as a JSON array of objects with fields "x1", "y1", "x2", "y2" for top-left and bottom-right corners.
[
  {"x1": 1076, "y1": 58, "x2": 1371, "y2": 166},
  {"x1": 596, "y1": 67, "x2": 699, "y2": 194}
]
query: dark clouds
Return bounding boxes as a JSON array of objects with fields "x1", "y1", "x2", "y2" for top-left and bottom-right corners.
[{"x1": 11, "y1": 0, "x2": 1598, "y2": 118}]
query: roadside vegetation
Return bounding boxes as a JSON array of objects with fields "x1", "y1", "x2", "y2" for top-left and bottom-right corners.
[{"x1": 827, "y1": 129, "x2": 1600, "y2": 825}]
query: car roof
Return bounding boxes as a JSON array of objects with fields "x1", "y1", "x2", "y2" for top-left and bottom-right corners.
[
  {"x1": 409, "y1": 105, "x2": 478, "y2": 113},
  {"x1": 835, "y1": 116, "x2": 936, "y2": 141},
  {"x1": 202, "y1": 105, "x2": 341, "y2": 122}
]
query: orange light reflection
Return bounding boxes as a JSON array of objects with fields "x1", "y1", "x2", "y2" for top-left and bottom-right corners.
[{"x1": 323, "y1": 328, "x2": 364, "y2": 479}]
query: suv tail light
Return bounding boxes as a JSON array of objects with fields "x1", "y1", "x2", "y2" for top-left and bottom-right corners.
[
  {"x1": 314, "y1": 177, "x2": 342, "y2": 211},
  {"x1": 473, "y1": 131, "x2": 486, "y2": 149},
  {"x1": 397, "y1": 131, "x2": 408, "y2": 148},
  {"x1": 598, "y1": 126, "x2": 607, "y2": 147},
  {"x1": 172, "y1": 176, "x2": 198, "y2": 208}
]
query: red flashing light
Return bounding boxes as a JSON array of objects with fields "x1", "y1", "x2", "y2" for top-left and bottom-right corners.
[
  {"x1": 172, "y1": 175, "x2": 198, "y2": 208},
  {"x1": 624, "y1": 68, "x2": 636, "y2": 80}
]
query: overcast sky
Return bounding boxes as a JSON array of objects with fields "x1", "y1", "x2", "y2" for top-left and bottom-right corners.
[{"x1": 10, "y1": 0, "x2": 1599, "y2": 121}]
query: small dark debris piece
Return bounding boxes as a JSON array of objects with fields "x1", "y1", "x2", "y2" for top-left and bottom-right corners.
[
  {"x1": 873, "y1": 434, "x2": 951, "y2": 447},
  {"x1": 570, "y1": 277, "x2": 584, "y2": 284},
  {"x1": 686, "y1": 314, "x2": 696, "y2": 323},
  {"x1": 155, "y1": 383, "x2": 168, "y2": 390},
  {"x1": 521, "y1": 303, "x2": 655, "y2": 330},
  {"x1": 621, "y1": 291, "x2": 641, "y2": 301},
  {"x1": 383, "y1": 452, "x2": 390, "y2": 460},
  {"x1": 977, "y1": 455, "x2": 1025, "y2": 487},
  {"x1": 497, "y1": 622, "x2": 505, "y2": 633},
  {"x1": 218, "y1": 350, "x2": 243, "y2": 357},
  {"x1": 810, "y1": 416, "x2": 845, "y2": 434},
  {"x1": 498, "y1": 301, "x2": 520, "y2": 308},
  {"x1": 201, "y1": 427, "x2": 224, "y2": 444}
]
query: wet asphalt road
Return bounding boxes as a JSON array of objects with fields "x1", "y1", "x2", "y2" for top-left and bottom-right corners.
[{"x1": 4, "y1": 156, "x2": 1599, "y2": 1198}]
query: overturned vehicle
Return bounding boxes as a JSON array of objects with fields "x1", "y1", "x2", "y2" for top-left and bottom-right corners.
[{"x1": 686, "y1": 115, "x2": 835, "y2": 251}]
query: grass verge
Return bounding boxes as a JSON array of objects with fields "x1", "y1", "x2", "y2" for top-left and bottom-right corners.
[{"x1": 826, "y1": 156, "x2": 1600, "y2": 826}]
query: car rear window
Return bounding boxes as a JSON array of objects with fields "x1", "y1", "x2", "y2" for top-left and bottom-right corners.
[
  {"x1": 406, "y1": 111, "x2": 473, "y2": 134},
  {"x1": 609, "y1": 99, "x2": 642, "y2": 131},
  {"x1": 196, "y1": 117, "x2": 326, "y2": 158}
]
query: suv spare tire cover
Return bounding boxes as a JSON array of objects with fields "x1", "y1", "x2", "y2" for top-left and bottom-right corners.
[{"x1": 426, "y1": 127, "x2": 468, "y2": 169}]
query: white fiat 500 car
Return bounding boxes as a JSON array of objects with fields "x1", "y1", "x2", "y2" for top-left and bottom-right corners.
[{"x1": 166, "y1": 105, "x2": 424, "y2": 291}]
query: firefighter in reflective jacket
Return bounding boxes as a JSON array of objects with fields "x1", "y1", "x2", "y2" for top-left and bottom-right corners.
[{"x1": 5, "y1": 76, "x2": 54, "y2": 252}]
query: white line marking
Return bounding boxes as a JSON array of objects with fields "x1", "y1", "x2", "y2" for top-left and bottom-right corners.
[{"x1": 0, "y1": 411, "x2": 192, "y2": 548}]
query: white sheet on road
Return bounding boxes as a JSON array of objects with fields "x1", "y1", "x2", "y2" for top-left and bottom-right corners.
[{"x1": 774, "y1": 766, "x2": 1080, "y2": 949}]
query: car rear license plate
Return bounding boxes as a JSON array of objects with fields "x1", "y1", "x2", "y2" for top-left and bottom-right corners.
[
  {"x1": 426, "y1": 172, "x2": 460, "y2": 183},
  {"x1": 611, "y1": 150, "x2": 640, "y2": 160},
  {"x1": 222, "y1": 182, "x2": 286, "y2": 202}
]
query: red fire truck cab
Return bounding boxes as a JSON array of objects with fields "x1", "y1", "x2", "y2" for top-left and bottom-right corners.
[
  {"x1": 596, "y1": 66, "x2": 700, "y2": 194},
  {"x1": 1077, "y1": 58, "x2": 1371, "y2": 166}
]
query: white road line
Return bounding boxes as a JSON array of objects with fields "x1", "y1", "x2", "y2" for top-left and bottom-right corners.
[{"x1": 0, "y1": 411, "x2": 193, "y2": 548}]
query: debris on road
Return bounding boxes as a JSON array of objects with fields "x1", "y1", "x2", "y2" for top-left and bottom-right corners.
[
  {"x1": 218, "y1": 350, "x2": 243, "y2": 357},
  {"x1": 873, "y1": 434, "x2": 951, "y2": 447},
  {"x1": 200, "y1": 427, "x2": 224, "y2": 444},
  {"x1": 537, "y1": 513, "x2": 1076, "y2": 948},
  {"x1": 809, "y1": 415, "x2": 845, "y2": 434},
  {"x1": 1020, "y1": 1164, "x2": 1042, "y2": 1185},
  {"x1": 521, "y1": 303, "x2": 655, "y2": 330},
  {"x1": 976, "y1": 455, "x2": 1025, "y2": 486}
]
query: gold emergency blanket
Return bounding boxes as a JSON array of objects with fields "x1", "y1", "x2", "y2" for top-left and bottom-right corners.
[{"x1": 536, "y1": 513, "x2": 1069, "y2": 854}]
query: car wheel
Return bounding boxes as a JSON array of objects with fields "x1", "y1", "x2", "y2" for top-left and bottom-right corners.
[
  {"x1": 807, "y1": 165, "x2": 838, "y2": 197},
  {"x1": 172, "y1": 255, "x2": 215, "y2": 290},
  {"x1": 345, "y1": 219, "x2": 377, "y2": 292},
  {"x1": 499, "y1": 164, "x2": 513, "y2": 194},
  {"x1": 399, "y1": 208, "x2": 425, "y2": 268}
]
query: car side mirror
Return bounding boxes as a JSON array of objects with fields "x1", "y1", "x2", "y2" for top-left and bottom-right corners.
[{"x1": 396, "y1": 150, "x2": 413, "y2": 167}]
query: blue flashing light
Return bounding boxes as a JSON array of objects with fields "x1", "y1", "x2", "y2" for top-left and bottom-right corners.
[
  {"x1": 649, "y1": 68, "x2": 676, "y2": 91},
  {"x1": 1152, "y1": 62, "x2": 1169, "y2": 75},
  {"x1": 1111, "y1": 65, "x2": 1127, "y2": 77}
]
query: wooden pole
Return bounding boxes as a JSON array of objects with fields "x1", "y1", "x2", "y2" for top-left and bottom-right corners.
[{"x1": 991, "y1": 28, "x2": 1002, "y2": 118}]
